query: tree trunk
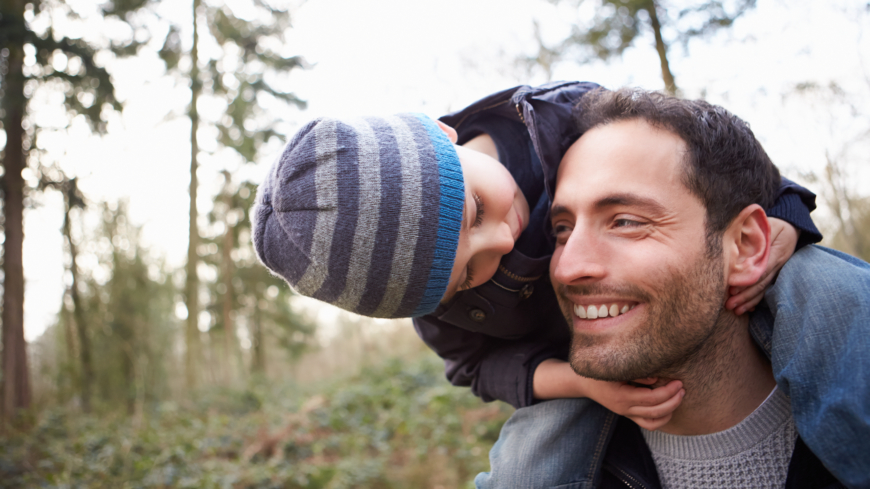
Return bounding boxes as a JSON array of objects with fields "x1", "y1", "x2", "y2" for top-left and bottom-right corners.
[
  {"x1": 646, "y1": 1, "x2": 677, "y2": 95},
  {"x1": 221, "y1": 196, "x2": 236, "y2": 384},
  {"x1": 219, "y1": 172, "x2": 240, "y2": 384},
  {"x1": 251, "y1": 302, "x2": 264, "y2": 375},
  {"x1": 121, "y1": 339, "x2": 135, "y2": 416},
  {"x1": 63, "y1": 200, "x2": 92, "y2": 413},
  {"x1": 61, "y1": 299, "x2": 77, "y2": 401},
  {"x1": 185, "y1": 0, "x2": 202, "y2": 391},
  {"x1": 1, "y1": 0, "x2": 33, "y2": 424},
  {"x1": 824, "y1": 155, "x2": 865, "y2": 258}
]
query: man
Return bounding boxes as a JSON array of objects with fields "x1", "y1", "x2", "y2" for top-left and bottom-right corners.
[{"x1": 539, "y1": 88, "x2": 862, "y2": 487}]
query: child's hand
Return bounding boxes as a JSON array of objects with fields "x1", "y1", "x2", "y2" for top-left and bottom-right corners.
[
  {"x1": 587, "y1": 377, "x2": 684, "y2": 431},
  {"x1": 726, "y1": 217, "x2": 799, "y2": 315},
  {"x1": 532, "y1": 360, "x2": 684, "y2": 431}
]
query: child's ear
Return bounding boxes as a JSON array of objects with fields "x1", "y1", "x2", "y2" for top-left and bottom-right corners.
[
  {"x1": 435, "y1": 120, "x2": 458, "y2": 143},
  {"x1": 724, "y1": 204, "x2": 771, "y2": 288}
]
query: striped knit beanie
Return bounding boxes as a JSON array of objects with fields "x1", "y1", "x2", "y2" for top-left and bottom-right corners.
[{"x1": 252, "y1": 114, "x2": 465, "y2": 318}]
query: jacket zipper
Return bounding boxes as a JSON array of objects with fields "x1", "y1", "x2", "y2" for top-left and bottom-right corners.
[
  {"x1": 613, "y1": 466, "x2": 649, "y2": 489},
  {"x1": 497, "y1": 264, "x2": 540, "y2": 283},
  {"x1": 489, "y1": 279, "x2": 520, "y2": 293}
]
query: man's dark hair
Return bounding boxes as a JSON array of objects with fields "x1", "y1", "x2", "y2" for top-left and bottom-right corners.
[{"x1": 573, "y1": 87, "x2": 781, "y2": 243}]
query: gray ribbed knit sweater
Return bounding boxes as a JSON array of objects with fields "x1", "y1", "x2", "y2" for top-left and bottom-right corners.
[{"x1": 641, "y1": 387, "x2": 797, "y2": 489}]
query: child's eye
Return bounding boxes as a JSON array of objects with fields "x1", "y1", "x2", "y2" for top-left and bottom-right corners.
[
  {"x1": 473, "y1": 194, "x2": 485, "y2": 228},
  {"x1": 460, "y1": 268, "x2": 475, "y2": 291}
]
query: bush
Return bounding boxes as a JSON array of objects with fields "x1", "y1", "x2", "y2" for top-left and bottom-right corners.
[{"x1": 0, "y1": 353, "x2": 510, "y2": 488}]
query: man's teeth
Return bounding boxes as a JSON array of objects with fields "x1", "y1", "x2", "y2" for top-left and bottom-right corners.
[{"x1": 573, "y1": 303, "x2": 635, "y2": 320}]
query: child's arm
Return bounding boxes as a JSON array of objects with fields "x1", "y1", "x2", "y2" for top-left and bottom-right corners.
[
  {"x1": 726, "y1": 217, "x2": 799, "y2": 315},
  {"x1": 533, "y1": 359, "x2": 685, "y2": 431}
]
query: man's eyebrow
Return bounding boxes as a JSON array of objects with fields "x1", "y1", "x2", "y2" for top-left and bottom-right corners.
[
  {"x1": 594, "y1": 193, "x2": 668, "y2": 214},
  {"x1": 550, "y1": 194, "x2": 668, "y2": 217},
  {"x1": 550, "y1": 204, "x2": 570, "y2": 217}
]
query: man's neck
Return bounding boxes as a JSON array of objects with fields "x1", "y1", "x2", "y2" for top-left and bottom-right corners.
[{"x1": 656, "y1": 313, "x2": 776, "y2": 436}]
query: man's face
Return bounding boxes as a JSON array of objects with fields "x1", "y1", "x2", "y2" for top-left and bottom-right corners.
[{"x1": 550, "y1": 119, "x2": 728, "y2": 382}]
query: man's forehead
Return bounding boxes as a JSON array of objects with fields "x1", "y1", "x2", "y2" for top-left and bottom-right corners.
[
  {"x1": 557, "y1": 120, "x2": 685, "y2": 188},
  {"x1": 553, "y1": 119, "x2": 697, "y2": 216}
]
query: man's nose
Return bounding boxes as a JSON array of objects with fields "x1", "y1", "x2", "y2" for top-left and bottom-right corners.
[{"x1": 551, "y1": 229, "x2": 607, "y2": 285}]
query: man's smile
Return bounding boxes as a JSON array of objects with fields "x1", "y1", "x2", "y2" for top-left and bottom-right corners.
[
  {"x1": 572, "y1": 301, "x2": 638, "y2": 320},
  {"x1": 567, "y1": 299, "x2": 645, "y2": 336}
]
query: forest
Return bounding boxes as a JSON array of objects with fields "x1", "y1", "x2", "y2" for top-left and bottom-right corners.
[{"x1": 1, "y1": 0, "x2": 868, "y2": 487}]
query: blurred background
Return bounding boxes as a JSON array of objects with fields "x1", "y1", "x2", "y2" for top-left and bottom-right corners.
[{"x1": 1, "y1": 0, "x2": 868, "y2": 487}]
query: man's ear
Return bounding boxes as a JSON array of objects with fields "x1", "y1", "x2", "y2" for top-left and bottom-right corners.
[
  {"x1": 435, "y1": 120, "x2": 458, "y2": 143},
  {"x1": 724, "y1": 204, "x2": 771, "y2": 288}
]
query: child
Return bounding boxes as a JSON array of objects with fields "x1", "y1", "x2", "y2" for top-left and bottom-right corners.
[{"x1": 253, "y1": 82, "x2": 863, "y2": 487}]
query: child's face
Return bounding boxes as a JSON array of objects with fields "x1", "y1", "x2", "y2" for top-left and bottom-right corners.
[{"x1": 441, "y1": 143, "x2": 530, "y2": 303}]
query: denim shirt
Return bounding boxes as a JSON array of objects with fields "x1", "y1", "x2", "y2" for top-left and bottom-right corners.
[{"x1": 749, "y1": 246, "x2": 870, "y2": 488}]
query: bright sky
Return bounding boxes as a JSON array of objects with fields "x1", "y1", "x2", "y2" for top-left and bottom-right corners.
[{"x1": 18, "y1": 0, "x2": 870, "y2": 340}]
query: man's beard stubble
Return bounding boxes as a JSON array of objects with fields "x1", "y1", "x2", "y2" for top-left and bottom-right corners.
[{"x1": 556, "y1": 248, "x2": 728, "y2": 383}]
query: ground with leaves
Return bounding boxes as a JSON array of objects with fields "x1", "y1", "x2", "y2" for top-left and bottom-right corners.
[{"x1": 1, "y1": 354, "x2": 510, "y2": 489}]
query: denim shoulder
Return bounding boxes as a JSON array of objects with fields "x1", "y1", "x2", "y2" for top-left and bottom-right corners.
[
  {"x1": 809, "y1": 245, "x2": 870, "y2": 270},
  {"x1": 764, "y1": 244, "x2": 870, "y2": 489}
]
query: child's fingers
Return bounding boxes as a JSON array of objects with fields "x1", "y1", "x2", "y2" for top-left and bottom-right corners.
[
  {"x1": 630, "y1": 413, "x2": 674, "y2": 431},
  {"x1": 625, "y1": 379, "x2": 682, "y2": 406},
  {"x1": 726, "y1": 281, "x2": 766, "y2": 314},
  {"x1": 627, "y1": 388, "x2": 685, "y2": 418},
  {"x1": 735, "y1": 291, "x2": 763, "y2": 315}
]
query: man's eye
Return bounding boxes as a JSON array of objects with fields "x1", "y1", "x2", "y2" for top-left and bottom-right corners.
[
  {"x1": 551, "y1": 224, "x2": 572, "y2": 241},
  {"x1": 613, "y1": 218, "x2": 643, "y2": 228}
]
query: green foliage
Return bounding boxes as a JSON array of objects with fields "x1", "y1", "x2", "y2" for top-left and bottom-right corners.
[
  {"x1": 0, "y1": 0, "x2": 147, "y2": 134},
  {"x1": 674, "y1": 0, "x2": 756, "y2": 42},
  {"x1": 97, "y1": 203, "x2": 177, "y2": 412},
  {"x1": 791, "y1": 80, "x2": 870, "y2": 262},
  {"x1": 151, "y1": 0, "x2": 307, "y2": 164},
  {"x1": 554, "y1": 0, "x2": 756, "y2": 59},
  {"x1": 158, "y1": 25, "x2": 183, "y2": 71},
  {"x1": 565, "y1": 0, "x2": 649, "y2": 61},
  {"x1": 202, "y1": 176, "x2": 315, "y2": 374},
  {"x1": 2, "y1": 3, "x2": 148, "y2": 420},
  {"x1": 802, "y1": 161, "x2": 870, "y2": 262},
  {"x1": 43, "y1": 200, "x2": 179, "y2": 414},
  {"x1": 0, "y1": 353, "x2": 510, "y2": 488},
  {"x1": 528, "y1": 0, "x2": 757, "y2": 91},
  {"x1": 829, "y1": 196, "x2": 870, "y2": 262},
  {"x1": 102, "y1": 0, "x2": 155, "y2": 21}
]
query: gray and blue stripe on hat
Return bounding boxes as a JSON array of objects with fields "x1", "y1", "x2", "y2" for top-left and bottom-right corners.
[
  {"x1": 252, "y1": 113, "x2": 464, "y2": 318},
  {"x1": 406, "y1": 113, "x2": 464, "y2": 316}
]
